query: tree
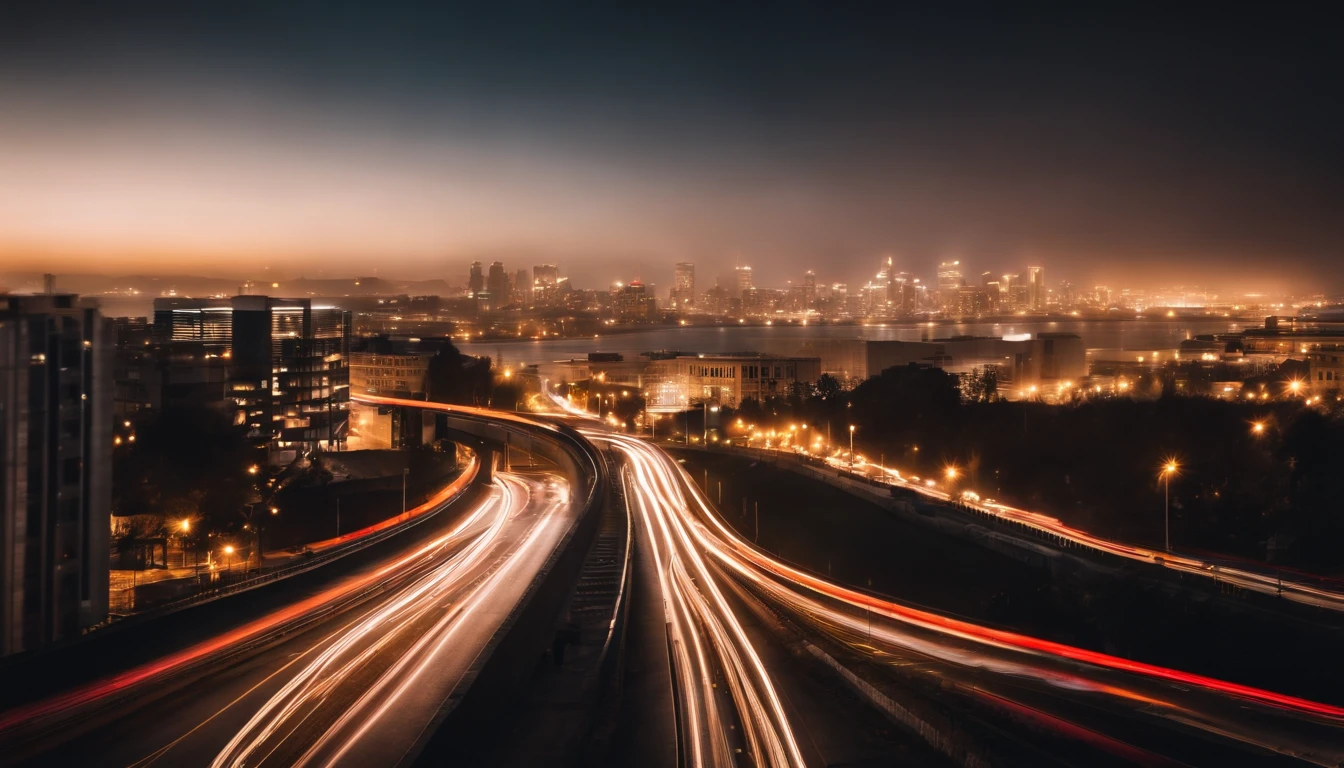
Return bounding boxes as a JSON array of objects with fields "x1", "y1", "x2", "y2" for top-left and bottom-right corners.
[{"x1": 815, "y1": 373, "x2": 842, "y2": 401}]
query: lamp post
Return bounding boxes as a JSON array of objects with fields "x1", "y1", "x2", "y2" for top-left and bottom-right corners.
[
  {"x1": 223, "y1": 545, "x2": 235, "y2": 574},
  {"x1": 1160, "y1": 460, "x2": 1179, "y2": 552},
  {"x1": 848, "y1": 425, "x2": 856, "y2": 472}
]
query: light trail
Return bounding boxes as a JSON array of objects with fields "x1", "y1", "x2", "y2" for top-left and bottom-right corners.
[
  {"x1": 207, "y1": 473, "x2": 534, "y2": 767},
  {"x1": 627, "y1": 439, "x2": 1344, "y2": 764},
  {"x1": 840, "y1": 454, "x2": 1344, "y2": 611},
  {"x1": 768, "y1": 443, "x2": 1344, "y2": 612},
  {"x1": 586, "y1": 430, "x2": 806, "y2": 768},
  {"x1": 0, "y1": 455, "x2": 480, "y2": 743}
]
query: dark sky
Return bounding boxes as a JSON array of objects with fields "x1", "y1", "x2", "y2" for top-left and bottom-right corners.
[{"x1": 2, "y1": 3, "x2": 1341, "y2": 293}]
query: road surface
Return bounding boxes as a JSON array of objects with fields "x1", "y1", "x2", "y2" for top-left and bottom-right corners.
[{"x1": 4, "y1": 469, "x2": 576, "y2": 768}]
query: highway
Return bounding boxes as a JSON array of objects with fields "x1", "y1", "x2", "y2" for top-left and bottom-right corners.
[
  {"x1": 2, "y1": 467, "x2": 576, "y2": 768},
  {"x1": 602, "y1": 431, "x2": 1344, "y2": 765},
  {"x1": 590, "y1": 430, "x2": 806, "y2": 768},
  {"x1": 818, "y1": 450, "x2": 1344, "y2": 612}
]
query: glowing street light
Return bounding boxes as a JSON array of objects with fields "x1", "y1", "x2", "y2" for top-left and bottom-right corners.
[
  {"x1": 180, "y1": 519, "x2": 190, "y2": 532},
  {"x1": 1252, "y1": 421, "x2": 1266, "y2": 436},
  {"x1": 848, "y1": 425, "x2": 856, "y2": 472},
  {"x1": 248, "y1": 465, "x2": 259, "y2": 475},
  {"x1": 223, "y1": 545, "x2": 235, "y2": 573},
  {"x1": 1159, "y1": 459, "x2": 1180, "y2": 552},
  {"x1": 1288, "y1": 379, "x2": 1303, "y2": 396}
]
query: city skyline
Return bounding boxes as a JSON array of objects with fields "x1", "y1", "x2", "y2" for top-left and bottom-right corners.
[{"x1": 3, "y1": 5, "x2": 1343, "y2": 293}]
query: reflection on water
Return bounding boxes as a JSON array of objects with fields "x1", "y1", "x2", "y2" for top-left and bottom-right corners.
[{"x1": 472, "y1": 319, "x2": 1243, "y2": 368}]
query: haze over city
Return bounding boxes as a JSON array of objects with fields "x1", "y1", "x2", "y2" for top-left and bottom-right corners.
[{"x1": 3, "y1": 4, "x2": 1342, "y2": 292}]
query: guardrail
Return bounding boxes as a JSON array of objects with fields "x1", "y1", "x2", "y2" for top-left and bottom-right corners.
[
  {"x1": 690, "y1": 442, "x2": 1344, "y2": 618},
  {"x1": 108, "y1": 454, "x2": 479, "y2": 629}
]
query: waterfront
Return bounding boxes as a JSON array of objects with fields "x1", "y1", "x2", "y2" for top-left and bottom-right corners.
[{"x1": 470, "y1": 318, "x2": 1245, "y2": 369}]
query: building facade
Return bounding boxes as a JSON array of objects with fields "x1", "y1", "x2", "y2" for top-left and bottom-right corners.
[
  {"x1": 151, "y1": 296, "x2": 351, "y2": 463},
  {"x1": 0, "y1": 294, "x2": 112, "y2": 655},
  {"x1": 653, "y1": 354, "x2": 822, "y2": 407},
  {"x1": 532, "y1": 264, "x2": 560, "y2": 307},
  {"x1": 1028, "y1": 265, "x2": 1046, "y2": 311},
  {"x1": 671, "y1": 262, "x2": 696, "y2": 312},
  {"x1": 614, "y1": 281, "x2": 657, "y2": 320}
]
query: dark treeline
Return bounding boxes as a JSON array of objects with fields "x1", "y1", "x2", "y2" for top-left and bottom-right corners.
[{"x1": 727, "y1": 365, "x2": 1344, "y2": 571}]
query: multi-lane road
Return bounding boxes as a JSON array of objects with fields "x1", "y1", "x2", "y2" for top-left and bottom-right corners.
[
  {"x1": 7, "y1": 380, "x2": 1343, "y2": 767},
  {"x1": 559, "y1": 393, "x2": 1344, "y2": 765},
  {"x1": 2, "y1": 467, "x2": 575, "y2": 768}
]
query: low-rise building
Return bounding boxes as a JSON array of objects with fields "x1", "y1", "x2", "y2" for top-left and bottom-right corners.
[
  {"x1": 807, "y1": 335, "x2": 1085, "y2": 391},
  {"x1": 651, "y1": 353, "x2": 822, "y2": 408}
]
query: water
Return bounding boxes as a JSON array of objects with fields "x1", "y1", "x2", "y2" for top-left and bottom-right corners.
[{"x1": 468, "y1": 319, "x2": 1245, "y2": 368}]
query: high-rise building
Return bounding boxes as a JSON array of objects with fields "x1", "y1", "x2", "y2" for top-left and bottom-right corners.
[
  {"x1": 1000, "y1": 274, "x2": 1021, "y2": 311},
  {"x1": 486, "y1": 262, "x2": 509, "y2": 310},
  {"x1": 1028, "y1": 266, "x2": 1046, "y2": 311},
  {"x1": 532, "y1": 264, "x2": 560, "y2": 307},
  {"x1": 671, "y1": 262, "x2": 696, "y2": 312},
  {"x1": 614, "y1": 281, "x2": 657, "y2": 320},
  {"x1": 802, "y1": 270, "x2": 817, "y2": 311},
  {"x1": 891, "y1": 272, "x2": 917, "y2": 315},
  {"x1": 1, "y1": 294, "x2": 112, "y2": 655},
  {"x1": 937, "y1": 260, "x2": 963, "y2": 311},
  {"x1": 468, "y1": 262, "x2": 484, "y2": 298},
  {"x1": 513, "y1": 268, "x2": 531, "y2": 307},
  {"x1": 734, "y1": 266, "x2": 754, "y2": 299},
  {"x1": 955, "y1": 286, "x2": 998, "y2": 317}
]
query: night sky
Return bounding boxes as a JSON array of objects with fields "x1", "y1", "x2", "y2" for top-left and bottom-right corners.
[{"x1": 2, "y1": 3, "x2": 1341, "y2": 293}]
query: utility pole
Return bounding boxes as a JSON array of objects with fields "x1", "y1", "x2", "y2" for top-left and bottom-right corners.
[{"x1": 702, "y1": 401, "x2": 708, "y2": 444}]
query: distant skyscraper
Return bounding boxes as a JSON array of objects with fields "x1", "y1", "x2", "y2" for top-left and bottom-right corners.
[
  {"x1": 671, "y1": 262, "x2": 696, "y2": 311},
  {"x1": 734, "y1": 266, "x2": 754, "y2": 299},
  {"x1": 1001, "y1": 273, "x2": 1021, "y2": 311},
  {"x1": 468, "y1": 261, "x2": 484, "y2": 298},
  {"x1": 1, "y1": 294, "x2": 112, "y2": 655},
  {"x1": 1028, "y1": 265, "x2": 1046, "y2": 311},
  {"x1": 937, "y1": 260, "x2": 963, "y2": 311},
  {"x1": 486, "y1": 261, "x2": 508, "y2": 310},
  {"x1": 614, "y1": 280, "x2": 657, "y2": 320},
  {"x1": 532, "y1": 264, "x2": 560, "y2": 307},
  {"x1": 891, "y1": 272, "x2": 916, "y2": 314},
  {"x1": 802, "y1": 270, "x2": 817, "y2": 310},
  {"x1": 513, "y1": 268, "x2": 531, "y2": 307}
]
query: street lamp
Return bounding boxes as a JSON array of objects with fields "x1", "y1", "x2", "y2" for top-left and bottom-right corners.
[
  {"x1": 223, "y1": 545, "x2": 235, "y2": 573},
  {"x1": 1252, "y1": 421, "x2": 1266, "y2": 436},
  {"x1": 848, "y1": 425, "x2": 856, "y2": 472},
  {"x1": 1160, "y1": 459, "x2": 1179, "y2": 552}
]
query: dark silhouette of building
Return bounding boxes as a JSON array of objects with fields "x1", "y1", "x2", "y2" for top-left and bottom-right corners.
[{"x1": 0, "y1": 294, "x2": 112, "y2": 655}]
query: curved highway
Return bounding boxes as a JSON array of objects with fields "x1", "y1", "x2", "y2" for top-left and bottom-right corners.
[{"x1": 608, "y1": 433, "x2": 1344, "y2": 765}]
